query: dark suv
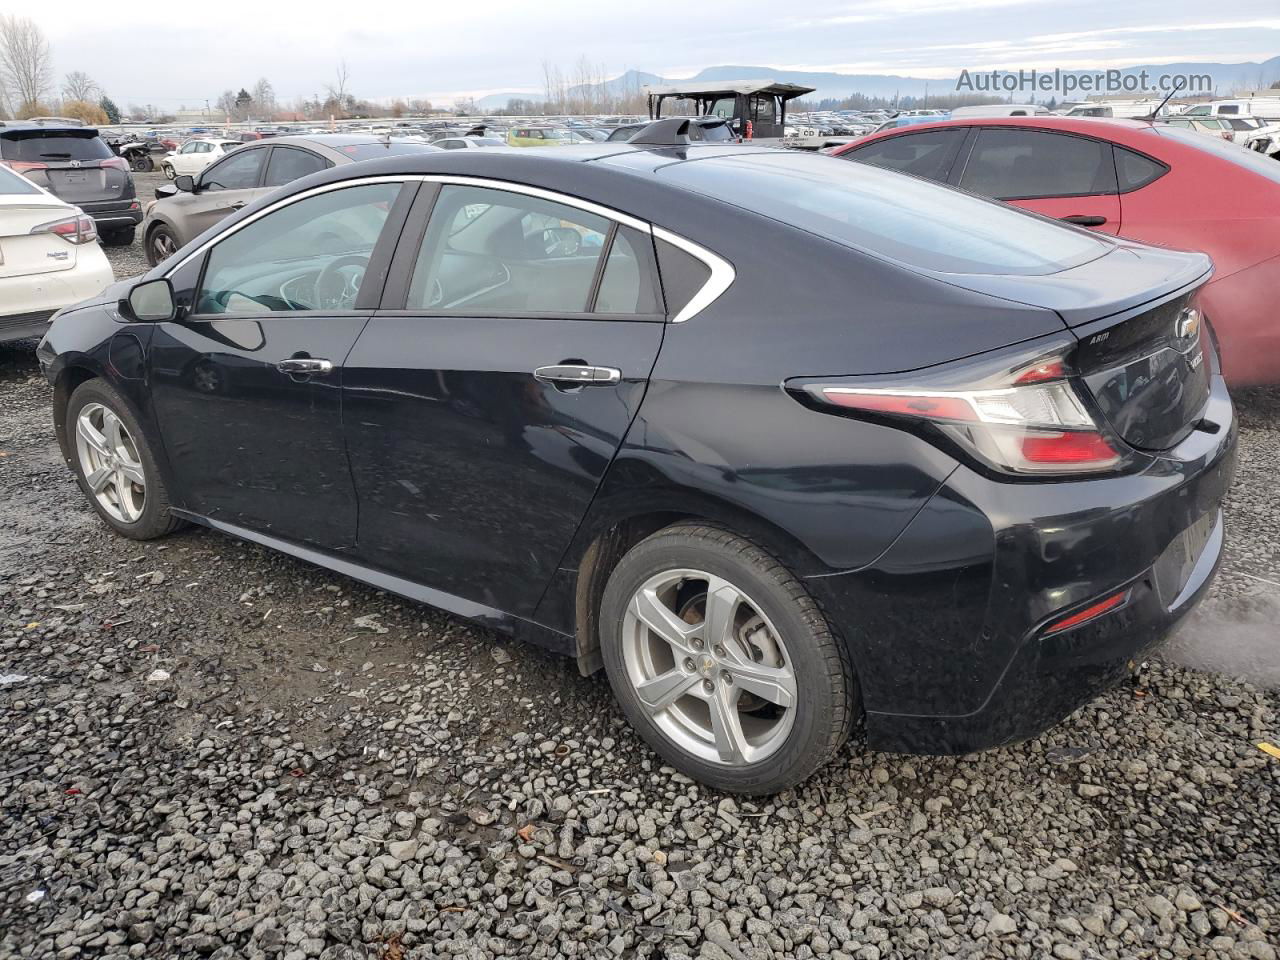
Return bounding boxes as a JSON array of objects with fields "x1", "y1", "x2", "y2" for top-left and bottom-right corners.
[{"x1": 0, "y1": 121, "x2": 142, "y2": 245}]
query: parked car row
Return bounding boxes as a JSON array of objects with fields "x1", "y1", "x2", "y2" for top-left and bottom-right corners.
[{"x1": 34, "y1": 126, "x2": 1237, "y2": 793}]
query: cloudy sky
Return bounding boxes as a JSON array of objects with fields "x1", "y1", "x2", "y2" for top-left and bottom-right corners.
[{"x1": 38, "y1": 0, "x2": 1280, "y2": 108}]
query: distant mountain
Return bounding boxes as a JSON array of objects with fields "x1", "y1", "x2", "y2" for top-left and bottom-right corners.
[{"x1": 474, "y1": 57, "x2": 1280, "y2": 109}]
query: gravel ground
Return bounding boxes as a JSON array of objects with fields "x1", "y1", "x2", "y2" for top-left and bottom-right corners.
[{"x1": 0, "y1": 217, "x2": 1276, "y2": 960}]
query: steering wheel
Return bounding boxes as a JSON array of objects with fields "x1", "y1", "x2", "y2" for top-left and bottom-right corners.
[{"x1": 315, "y1": 254, "x2": 369, "y2": 310}]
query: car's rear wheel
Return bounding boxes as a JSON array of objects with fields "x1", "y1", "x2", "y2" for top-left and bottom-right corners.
[
  {"x1": 146, "y1": 224, "x2": 179, "y2": 266},
  {"x1": 161, "y1": 162, "x2": 175, "y2": 180},
  {"x1": 599, "y1": 523, "x2": 857, "y2": 794},
  {"x1": 67, "y1": 380, "x2": 183, "y2": 540}
]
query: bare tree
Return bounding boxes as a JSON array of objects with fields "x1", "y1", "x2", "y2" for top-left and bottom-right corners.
[
  {"x1": 251, "y1": 77, "x2": 276, "y2": 118},
  {"x1": 62, "y1": 70, "x2": 97, "y2": 102},
  {"x1": 325, "y1": 60, "x2": 350, "y2": 118},
  {"x1": 0, "y1": 15, "x2": 54, "y2": 114}
]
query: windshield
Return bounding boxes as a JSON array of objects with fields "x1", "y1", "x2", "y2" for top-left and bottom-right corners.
[
  {"x1": 0, "y1": 131, "x2": 113, "y2": 162},
  {"x1": 1155, "y1": 125, "x2": 1280, "y2": 185},
  {"x1": 660, "y1": 152, "x2": 1109, "y2": 276},
  {"x1": 0, "y1": 164, "x2": 41, "y2": 194}
]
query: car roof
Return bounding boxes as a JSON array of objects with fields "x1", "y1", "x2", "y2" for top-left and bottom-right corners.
[{"x1": 0, "y1": 123, "x2": 100, "y2": 136}]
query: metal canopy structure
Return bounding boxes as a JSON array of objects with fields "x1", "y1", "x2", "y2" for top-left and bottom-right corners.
[{"x1": 642, "y1": 80, "x2": 815, "y2": 100}]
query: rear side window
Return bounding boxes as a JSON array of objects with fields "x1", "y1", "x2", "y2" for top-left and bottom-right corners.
[
  {"x1": 847, "y1": 128, "x2": 966, "y2": 182},
  {"x1": 661, "y1": 152, "x2": 1108, "y2": 276},
  {"x1": 595, "y1": 227, "x2": 661, "y2": 314},
  {"x1": 0, "y1": 131, "x2": 112, "y2": 162},
  {"x1": 1218, "y1": 105, "x2": 1239, "y2": 115},
  {"x1": 1115, "y1": 148, "x2": 1167, "y2": 192},
  {"x1": 959, "y1": 129, "x2": 1117, "y2": 199},
  {"x1": 264, "y1": 147, "x2": 329, "y2": 187}
]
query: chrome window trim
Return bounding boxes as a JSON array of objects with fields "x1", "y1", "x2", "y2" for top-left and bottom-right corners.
[
  {"x1": 166, "y1": 172, "x2": 734, "y2": 324},
  {"x1": 652, "y1": 226, "x2": 735, "y2": 323}
]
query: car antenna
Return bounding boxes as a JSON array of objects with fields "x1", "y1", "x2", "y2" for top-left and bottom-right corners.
[{"x1": 1143, "y1": 77, "x2": 1185, "y2": 121}]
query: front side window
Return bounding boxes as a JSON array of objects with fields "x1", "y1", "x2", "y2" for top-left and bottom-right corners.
[
  {"x1": 200, "y1": 148, "x2": 265, "y2": 191},
  {"x1": 407, "y1": 185, "x2": 644, "y2": 315},
  {"x1": 958, "y1": 129, "x2": 1116, "y2": 199},
  {"x1": 848, "y1": 128, "x2": 967, "y2": 182},
  {"x1": 196, "y1": 182, "x2": 401, "y2": 314}
]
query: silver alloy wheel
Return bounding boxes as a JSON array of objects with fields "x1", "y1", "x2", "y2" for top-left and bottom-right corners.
[
  {"x1": 75, "y1": 402, "x2": 146, "y2": 523},
  {"x1": 621, "y1": 569, "x2": 797, "y2": 766},
  {"x1": 151, "y1": 230, "x2": 177, "y2": 262}
]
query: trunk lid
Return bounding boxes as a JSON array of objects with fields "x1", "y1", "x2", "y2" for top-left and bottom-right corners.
[
  {"x1": 1, "y1": 129, "x2": 129, "y2": 203},
  {"x1": 935, "y1": 242, "x2": 1214, "y2": 453},
  {"x1": 0, "y1": 204, "x2": 78, "y2": 278}
]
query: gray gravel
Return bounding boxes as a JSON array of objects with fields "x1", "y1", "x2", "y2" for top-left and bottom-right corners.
[{"x1": 0, "y1": 225, "x2": 1277, "y2": 959}]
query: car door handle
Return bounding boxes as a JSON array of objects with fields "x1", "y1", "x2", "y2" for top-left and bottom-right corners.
[
  {"x1": 533, "y1": 364, "x2": 621, "y2": 385},
  {"x1": 277, "y1": 357, "x2": 333, "y2": 376},
  {"x1": 1060, "y1": 214, "x2": 1107, "y2": 226},
  {"x1": 227, "y1": 201, "x2": 247, "y2": 210}
]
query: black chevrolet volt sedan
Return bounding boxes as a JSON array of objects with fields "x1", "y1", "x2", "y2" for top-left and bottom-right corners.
[{"x1": 37, "y1": 141, "x2": 1235, "y2": 794}]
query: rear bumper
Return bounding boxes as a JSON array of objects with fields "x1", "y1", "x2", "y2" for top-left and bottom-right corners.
[
  {"x1": 77, "y1": 198, "x2": 143, "y2": 229},
  {"x1": 1, "y1": 249, "x2": 115, "y2": 342},
  {"x1": 808, "y1": 374, "x2": 1237, "y2": 755}
]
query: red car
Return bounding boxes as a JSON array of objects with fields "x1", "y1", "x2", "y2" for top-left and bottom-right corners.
[{"x1": 833, "y1": 117, "x2": 1280, "y2": 385}]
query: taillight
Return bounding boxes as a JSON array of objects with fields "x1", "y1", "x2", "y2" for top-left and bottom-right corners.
[
  {"x1": 2, "y1": 160, "x2": 47, "y2": 176},
  {"x1": 794, "y1": 347, "x2": 1127, "y2": 478},
  {"x1": 1043, "y1": 588, "x2": 1130, "y2": 635},
  {"x1": 101, "y1": 156, "x2": 129, "y2": 172},
  {"x1": 31, "y1": 213, "x2": 97, "y2": 245}
]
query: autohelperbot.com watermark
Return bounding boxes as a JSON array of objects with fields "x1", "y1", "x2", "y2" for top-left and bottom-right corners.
[{"x1": 956, "y1": 68, "x2": 1213, "y2": 98}]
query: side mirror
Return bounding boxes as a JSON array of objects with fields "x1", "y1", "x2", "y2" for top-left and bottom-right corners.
[
  {"x1": 541, "y1": 226, "x2": 581, "y2": 257},
  {"x1": 120, "y1": 278, "x2": 177, "y2": 322},
  {"x1": 174, "y1": 174, "x2": 196, "y2": 193},
  {"x1": 155, "y1": 183, "x2": 178, "y2": 200}
]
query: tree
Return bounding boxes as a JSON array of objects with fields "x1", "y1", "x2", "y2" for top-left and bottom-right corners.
[
  {"x1": 324, "y1": 60, "x2": 351, "y2": 118},
  {"x1": 214, "y1": 89, "x2": 238, "y2": 120},
  {"x1": 99, "y1": 95, "x2": 120, "y2": 123},
  {"x1": 61, "y1": 99, "x2": 108, "y2": 125},
  {"x1": 251, "y1": 77, "x2": 276, "y2": 118},
  {"x1": 62, "y1": 70, "x2": 97, "y2": 102},
  {"x1": 0, "y1": 15, "x2": 53, "y2": 115}
]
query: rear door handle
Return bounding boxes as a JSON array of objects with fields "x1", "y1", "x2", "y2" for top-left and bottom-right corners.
[
  {"x1": 533, "y1": 364, "x2": 621, "y2": 386},
  {"x1": 277, "y1": 357, "x2": 333, "y2": 376},
  {"x1": 1060, "y1": 214, "x2": 1107, "y2": 226}
]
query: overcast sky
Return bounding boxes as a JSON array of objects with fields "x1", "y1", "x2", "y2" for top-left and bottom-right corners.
[{"x1": 40, "y1": 0, "x2": 1280, "y2": 107}]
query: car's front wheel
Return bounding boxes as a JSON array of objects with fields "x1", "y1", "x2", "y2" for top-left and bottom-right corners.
[
  {"x1": 146, "y1": 224, "x2": 180, "y2": 266},
  {"x1": 161, "y1": 162, "x2": 175, "y2": 180},
  {"x1": 600, "y1": 523, "x2": 858, "y2": 794},
  {"x1": 67, "y1": 380, "x2": 182, "y2": 540}
]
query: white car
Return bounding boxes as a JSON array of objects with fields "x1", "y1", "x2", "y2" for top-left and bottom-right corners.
[
  {"x1": 160, "y1": 139, "x2": 241, "y2": 180},
  {"x1": 0, "y1": 164, "x2": 113, "y2": 343}
]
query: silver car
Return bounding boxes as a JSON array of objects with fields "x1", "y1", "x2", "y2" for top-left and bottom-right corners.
[{"x1": 141, "y1": 135, "x2": 441, "y2": 266}]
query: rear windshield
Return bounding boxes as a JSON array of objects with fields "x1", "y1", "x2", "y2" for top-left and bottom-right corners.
[
  {"x1": 1154, "y1": 126, "x2": 1280, "y2": 185},
  {"x1": 332, "y1": 141, "x2": 439, "y2": 161},
  {"x1": 0, "y1": 131, "x2": 113, "y2": 162},
  {"x1": 659, "y1": 152, "x2": 1108, "y2": 276},
  {"x1": 0, "y1": 164, "x2": 41, "y2": 194}
]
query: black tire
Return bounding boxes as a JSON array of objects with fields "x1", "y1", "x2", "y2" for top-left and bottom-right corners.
[
  {"x1": 161, "y1": 162, "x2": 175, "y2": 180},
  {"x1": 101, "y1": 226, "x2": 135, "y2": 247},
  {"x1": 599, "y1": 522, "x2": 858, "y2": 794},
  {"x1": 145, "y1": 224, "x2": 180, "y2": 266},
  {"x1": 66, "y1": 380, "x2": 183, "y2": 541},
  {"x1": 136, "y1": 154, "x2": 154, "y2": 172}
]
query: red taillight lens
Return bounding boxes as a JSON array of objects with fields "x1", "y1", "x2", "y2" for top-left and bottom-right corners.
[
  {"x1": 800, "y1": 349, "x2": 1126, "y2": 478},
  {"x1": 2, "y1": 160, "x2": 48, "y2": 175},
  {"x1": 101, "y1": 156, "x2": 128, "y2": 172},
  {"x1": 31, "y1": 213, "x2": 97, "y2": 245},
  {"x1": 1043, "y1": 589, "x2": 1130, "y2": 635}
]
